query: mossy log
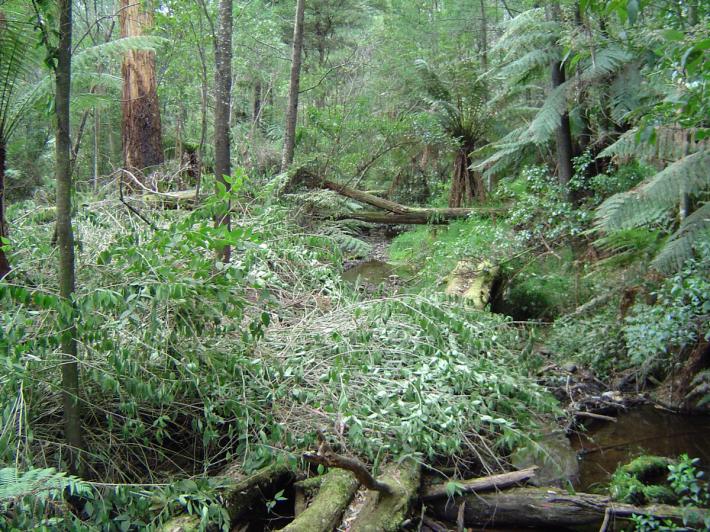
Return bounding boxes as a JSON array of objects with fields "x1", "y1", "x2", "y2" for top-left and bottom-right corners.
[
  {"x1": 428, "y1": 487, "x2": 710, "y2": 528},
  {"x1": 348, "y1": 459, "x2": 421, "y2": 532},
  {"x1": 278, "y1": 470, "x2": 359, "y2": 532},
  {"x1": 140, "y1": 189, "x2": 197, "y2": 208},
  {"x1": 159, "y1": 462, "x2": 293, "y2": 531}
]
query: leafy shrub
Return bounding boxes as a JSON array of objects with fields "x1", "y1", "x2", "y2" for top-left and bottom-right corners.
[
  {"x1": 545, "y1": 305, "x2": 627, "y2": 377},
  {"x1": 624, "y1": 245, "x2": 710, "y2": 369},
  {"x1": 496, "y1": 165, "x2": 592, "y2": 246},
  {"x1": 389, "y1": 215, "x2": 515, "y2": 289}
]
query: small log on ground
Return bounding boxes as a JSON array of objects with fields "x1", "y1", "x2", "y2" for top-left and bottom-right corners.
[
  {"x1": 278, "y1": 470, "x2": 359, "y2": 532},
  {"x1": 428, "y1": 487, "x2": 710, "y2": 528},
  {"x1": 421, "y1": 466, "x2": 537, "y2": 501},
  {"x1": 348, "y1": 459, "x2": 422, "y2": 532},
  {"x1": 159, "y1": 462, "x2": 294, "y2": 531}
]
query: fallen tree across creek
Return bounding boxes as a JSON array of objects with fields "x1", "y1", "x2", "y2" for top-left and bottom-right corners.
[{"x1": 428, "y1": 487, "x2": 710, "y2": 529}]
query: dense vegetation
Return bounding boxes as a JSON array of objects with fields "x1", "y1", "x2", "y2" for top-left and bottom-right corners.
[{"x1": 0, "y1": 0, "x2": 708, "y2": 529}]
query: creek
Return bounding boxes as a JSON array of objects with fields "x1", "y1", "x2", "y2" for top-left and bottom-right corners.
[{"x1": 571, "y1": 405, "x2": 710, "y2": 491}]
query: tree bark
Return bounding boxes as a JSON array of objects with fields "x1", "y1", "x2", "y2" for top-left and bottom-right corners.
[
  {"x1": 548, "y1": 4, "x2": 574, "y2": 196},
  {"x1": 120, "y1": 0, "x2": 163, "y2": 175},
  {"x1": 214, "y1": 0, "x2": 233, "y2": 262},
  {"x1": 422, "y1": 467, "x2": 537, "y2": 501},
  {"x1": 349, "y1": 460, "x2": 421, "y2": 532},
  {"x1": 280, "y1": 0, "x2": 306, "y2": 173},
  {"x1": 279, "y1": 470, "x2": 359, "y2": 532},
  {"x1": 56, "y1": 0, "x2": 83, "y2": 476},
  {"x1": 429, "y1": 487, "x2": 710, "y2": 528},
  {"x1": 0, "y1": 142, "x2": 10, "y2": 278}
]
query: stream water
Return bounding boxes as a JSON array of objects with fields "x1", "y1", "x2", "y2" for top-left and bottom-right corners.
[{"x1": 571, "y1": 405, "x2": 710, "y2": 491}]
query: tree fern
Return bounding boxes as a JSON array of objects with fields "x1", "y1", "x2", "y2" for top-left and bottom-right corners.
[
  {"x1": 0, "y1": 467, "x2": 89, "y2": 506},
  {"x1": 526, "y1": 80, "x2": 573, "y2": 143},
  {"x1": 579, "y1": 45, "x2": 633, "y2": 82},
  {"x1": 596, "y1": 149, "x2": 710, "y2": 231},
  {"x1": 652, "y1": 204, "x2": 710, "y2": 273}
]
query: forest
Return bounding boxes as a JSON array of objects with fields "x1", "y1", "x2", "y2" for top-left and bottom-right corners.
[{"x1": 0, "y1": 0, "x2": 709, "y2": 530}]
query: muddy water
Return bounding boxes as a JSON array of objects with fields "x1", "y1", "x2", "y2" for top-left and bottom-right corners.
[
  {"x1": 570, "y1": 405, "x2": 710, "y2": 491},
  {"x1": 342, "y1": 260, "x2": 410, "y2": 286}
]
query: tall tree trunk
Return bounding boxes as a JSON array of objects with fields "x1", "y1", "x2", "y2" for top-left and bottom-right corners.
[
  {"x1": 252, "y1": 80, "x2": 262, "y2": 124},
  {"x1": 280, "y1": 0, "x2": 306, "y2": 173},
  {"x1": 479, "y1": 0, "x2": 488, "y2": 70},
  {"x1": 214, "y1": 0, "x2": 233, "y2": 262},
  {"x1": 0, "y1": 141, "x2": 10, "y2": 278},
  {"x1": 120, "y1": 0, "x2": 163, "y2": 176},
  {"x1": 56, "y1": 0, "x2": 83, "y2": 476},
  {"x1": 449, "y1": 144, "x2": 484, "y2": 208},
  {"x1": 548, "y1": 3, "x2": 574, "y2": 196},
  {"x1": 551, "y1": 60, "x2": 574, "y2": 193}
]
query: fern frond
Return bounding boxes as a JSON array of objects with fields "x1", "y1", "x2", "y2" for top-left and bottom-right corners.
[
  {"x1": 595, "y1": 150, "x2": 709, "y2": 232},
  {"x1": 526, "y1": 80, "x2": 572, "y2": 143},
  {"x1": 609, "y1": 63, "x2": 642, "y2": 124},
  {"x1": 600, "y1": 127, "x2": 709, "y2": 161},
  {"x1": 0, "y1": 467, "x2": 90, "y2": 505},
  {"x1": 414, "y1": 59, "x2": 451, "y2": 102},
  {"x1": 493, "y1": 8, "x2": 548, "y2": 49},
  {"x1": 652, "y1": 204, "x2": 710, "y2": 273},
  {"x1": 580, "y1": 45, "x2": 633, "y2": 82},
  {"x1": 73, "y1": 36, "x2": 166, "y2": 71},
  {"x1": 499, "y1": 49, "x2": 560, "y2": 83}
]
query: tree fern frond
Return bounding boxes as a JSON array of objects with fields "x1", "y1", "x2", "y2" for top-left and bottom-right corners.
[
  {"x1": 0, "y1": 467, "x2": 90, "y2": 505},
  {"x1": 609, "y1": 63, "x2": 642, "y2": 124},
  {"x1": 414, "y1": 59, "x2": 451, "y2": 102},
  {"x1": 73, "y1": 36, "x2": 166, "y2": 71},
  {"x1": 526, "y1": 80, "x2": 572, "y2": 143},
  {"x1": 493, "y1": 8, "x2": 548, "y2": 49},
  {"x1": 652, "y1": 204, "x2": 710, "y2": 273},
  {"x1": 499, "y1": 49, "x2": 560, "y2": 83},
  {"x1": 600, "y1": 127, "x2": 709, "y2": 161},
  {"x1": 580, "y1": 45, "x2": 633, "y2": 82},
  {"x1": 595, "y1": 150, "x2": 710, "y2": 232}
]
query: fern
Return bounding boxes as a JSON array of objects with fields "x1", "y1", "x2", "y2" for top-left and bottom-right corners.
[
  {"x1": 579, "y1": 45, "x2": 633, "y2": 82},
  {"x1": 652, "y1": 205, "x2": 710, "y2": 273},
  {"x1": 595, "y1": 149, "x2": 710, "y2": 232},
  {"x1": 526, "y1": 80, "x2": 572, "y2": 143},
  {"x1": 0, "y1": 467, "x2": 89, "y2": 506},
  {"x1": 319, "y1": 224, "x2": 372, "y2": 258}
]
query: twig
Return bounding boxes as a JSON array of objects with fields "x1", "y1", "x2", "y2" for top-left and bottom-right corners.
[
  {"x1": 303, "y1": 430, "x2": 393, "y2": 494},
  {"x1": 118, "y1": 176, "x2": 158, "y2": 230},
  {"x1": 574, "y1": 411, "x2": 617, "y2": 423},
  {"x1": 599, "y1": 505, "x2": 612, "y2": 532}
]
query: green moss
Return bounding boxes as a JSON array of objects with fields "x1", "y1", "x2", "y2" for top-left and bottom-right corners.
[
  {"x1": 621, "y1": 456, "x2": 674, "y2": 482},
  {"x1": 609, "y1": 456, "x2": 677, "y2": 505}
]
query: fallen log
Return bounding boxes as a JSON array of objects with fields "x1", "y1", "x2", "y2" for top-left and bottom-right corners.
[
  {"x1": 335, "y1": 211, "x2": 484, "y2": 225},
  {"x1": 348, "y1": 459, "x2": 422, "y2": 532},
  {"x1": 159, "y1": 462, "x2": 294, "y2": 531},
  {"x1": 421, "y1": 466, "x2": 537, "y2": 501},
  {"x1": 278, "y1": 470, "x2": 359, "y2": 532},
  {"x1": 428, "y1": 487, "x2": 710, "y2": 528},
  {"x1": 322, "y1": 180, "x2": 410, "y2": 214}
]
